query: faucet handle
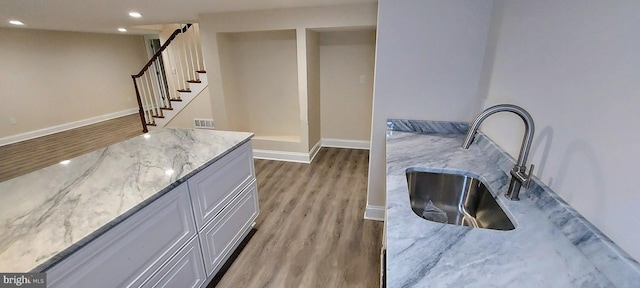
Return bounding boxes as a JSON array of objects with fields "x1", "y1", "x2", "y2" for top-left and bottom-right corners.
[
  {"x1": 510, "y1": 164, "x2": 536, "y2": 189},
  {"x1": 524, "y1": 164, "x2": 535, "y2": 188}
]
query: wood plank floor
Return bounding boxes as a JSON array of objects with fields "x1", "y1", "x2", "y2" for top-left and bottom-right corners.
[
  {"x1": 1, "y1": 117, "x2": 384, "y2": 287},
  {"x1": 0, "y1": 114, "x2": 143, "y2": 182},
  {"x1": 213, "y1": 148, "x2": 383, "y2": 288}
]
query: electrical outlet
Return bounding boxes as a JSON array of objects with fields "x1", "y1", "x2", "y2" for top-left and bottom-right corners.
[
  {"x1": 172, "y1": 67, "x2": 177, "y2": 74},
  {"x1": 9, "y1": 117, "x2": 17, "y2": 125},
  {"x1": 359, "y1": 75, "x2": 366, "y2": 84}
]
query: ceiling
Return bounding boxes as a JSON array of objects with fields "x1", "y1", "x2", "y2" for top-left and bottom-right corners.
[{"x1": 0, "y1": 0, "x2": 377, "y2": 34}]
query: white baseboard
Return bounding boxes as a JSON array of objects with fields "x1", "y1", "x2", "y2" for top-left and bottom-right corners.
[
  {"x1": 252, "y1": 139, "x2": 368, "y2": 163},
  {"x1": 253, "y1": 140, "x2": 322, "y2": 164},
  {"x1": 0, "y1": 109, "x2": 139, "y2": 146},
  {"x1": 253, "y1": 149, "x2": 313, "y2": 163},
  {"x1": 364, "y1": 205, "x2": 385, "y2": 221},
  {"x1": 308, "y1": 140, "x2": 322, "y2": 163},
  {"x1": 322, "y1": 138, "x2": 370, "y2": 150}
]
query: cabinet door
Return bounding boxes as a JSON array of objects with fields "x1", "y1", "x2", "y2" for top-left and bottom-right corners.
[
  {"x1": 199, "y1": 183, "x2": 259, "y2": 276},
  {"x1": 46, "y1": 183, "x2": 196, "y2": 288},
  {"x1": 188, "y1": 141, "x2": 254, "y2": 229},
  {"x1": 141, "y1": 237, "x2": 206, "y2": 288}
]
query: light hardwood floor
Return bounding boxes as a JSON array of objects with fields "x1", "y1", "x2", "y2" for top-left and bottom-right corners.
[
  {"x1": 213, "y1": 148, "x2": 383, "y2": 288},
  {"x1": 0, "y1": 114, "x2": 143, "y2": 182},
  {"x1": 1, "y1": 117, "x2": 384, "y2": 287}
]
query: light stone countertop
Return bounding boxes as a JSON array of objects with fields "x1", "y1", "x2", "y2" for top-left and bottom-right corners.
[
  {"x1": 0, "y1": 128, "x2": 253, "y2": 273},
  {"x1": 385, "y1": 119, "x2": 640, "y2": 288}
]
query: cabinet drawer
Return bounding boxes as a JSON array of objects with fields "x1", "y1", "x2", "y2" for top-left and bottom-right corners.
[
  {"x1": 46, "y1": 182, "x2": 196, "y2": 288},
  {"x1": 200, "y1": 182, "x2": 259, "y2": 276},
  {"x1": 188, "y1": 141, "x2": 254, "y2": 229},
  {"x1": 141, "y1": 237, "x2": 206, "y2": 288}
]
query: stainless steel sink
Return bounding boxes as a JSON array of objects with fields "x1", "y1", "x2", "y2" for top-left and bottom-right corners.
[{"x1": 406, "y1": 170, "x2": 515, "y2": 230}]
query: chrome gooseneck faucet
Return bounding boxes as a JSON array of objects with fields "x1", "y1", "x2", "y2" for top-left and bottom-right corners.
[{"x1": 461, "y1": 104, "x2": 535, "y2": 200}]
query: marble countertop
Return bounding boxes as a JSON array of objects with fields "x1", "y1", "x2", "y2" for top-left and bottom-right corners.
[
  {"x1": 385, "y1": 120, "x2": 640, "y2": 288},
  {"x1": 0, "y1": 128, "x2": 253, "y2": 273}
]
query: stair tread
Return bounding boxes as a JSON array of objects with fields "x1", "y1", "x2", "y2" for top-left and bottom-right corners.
[
  {"x1": 152, "y1": 115, "x2": 165, "y2": 118},
  {"x1": 146, "y1": 123, "x2": 157, "y2": 126},
  {"x1": 177, "y1": 89, "x2": 191, "y2": 93},
  {"x1": 170, "y1": 98, "x2": 183, "y2": 102},
  {"x1": 186, "y1": 80, "x2": 201, "y2": 83},
  {"x1": 196, "y1": 70, "x2": 206, "y2": 73},
  {"x1": 160, "y1": 107, "x2": 173, "y2": 110}
]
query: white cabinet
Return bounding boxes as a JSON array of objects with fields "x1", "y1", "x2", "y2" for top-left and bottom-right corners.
[
  {"x1": 188, "y1": 141, "x2": 259, "y2": 277},
  {"x1": 141, "y1": 237, "x2": 206, "y2": 288},
  {"x1": 46, "y1": 182, "x2": 196, "y2": 288},
  {"x1": 199, "y1": 183, "x2": 259, "y2": 275},
  {"x1": 188, "y1": 142, "x2": 254, "y2": 229},
  {"x1": 45, "y1": 140, "x2": 259, "y2": 288}
]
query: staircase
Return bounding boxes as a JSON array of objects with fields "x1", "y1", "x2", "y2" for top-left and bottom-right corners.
[
  {"x1": 131, "y1": 24, "x2": 207, "y2": 132},
  {"x1": 147, "y1": 70, "x2": 207, "y2": 128}
]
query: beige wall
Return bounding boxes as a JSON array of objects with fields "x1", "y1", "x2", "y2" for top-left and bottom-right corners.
[
  {"x1": 215, "y1": 33, "x2": 239, "y2": 131},
  {"x1": 320, "y1": 30, "x2": 375, "y2": 141},
  {"x1": 158, "y1": 24, "x2": 183, "y2": 101},
  {"x1": 198, "y1": 3, "x2": 377, "y2": 154},
  {"x1": 198, "y1": 3, "x2": 377, "y2": 33},
  {"x1": 165, "y1": 87, "x2": 214, "y2": 129},
  {"x1": 306, "y1": 30, "x2": 321, "y2": 150},
  {"x1": 0, "y1": 28, "x2": 148, "y2": 138},
  {"x1": 158, "y1": 24, "x2": 205, "y2": 95},
  {"x1": 220, "y1": 30, "x2": 301, "y2": 137}
]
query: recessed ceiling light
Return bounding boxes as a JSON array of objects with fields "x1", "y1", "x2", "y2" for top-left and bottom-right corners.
[
  {"x1": 118, "y1": 28, "x2": 127, "y2": 32},
  {"x1": 9, "y1": 20, "x2": 24, "y2": 26},
  {"x1": 60, "y1": 160, "x2": 71, "y2": 165},
  {"x1": 129, "y1": 12, "x2": 142, "y2": 18}
]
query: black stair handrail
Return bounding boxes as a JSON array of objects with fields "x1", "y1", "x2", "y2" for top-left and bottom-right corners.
[
  {"x1": 133, "y1": 24, "x2": 191, "y2": 78},
  {"x1": 131, "y1": 24, "x2": 192, "y2": 133}
]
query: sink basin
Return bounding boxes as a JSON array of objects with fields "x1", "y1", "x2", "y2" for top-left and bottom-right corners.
[{"x1": 406, "y1": 170, "x2": 515, "y2": 230}]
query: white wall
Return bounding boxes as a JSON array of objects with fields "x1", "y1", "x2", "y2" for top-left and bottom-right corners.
[
  {"x1": 367, "y1": 0, "x2": 494, "y2": 213},
  {"x1": 0, "y1": 28, "x2": 148, "y2": 139},
  {"x1": 481, "y1": 0, "x2": 640, "y2": 260}
]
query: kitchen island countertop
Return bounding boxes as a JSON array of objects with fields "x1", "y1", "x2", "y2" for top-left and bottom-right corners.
[{"x1": 0, "y1": 128, "x2": 252, "y2": 272}]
